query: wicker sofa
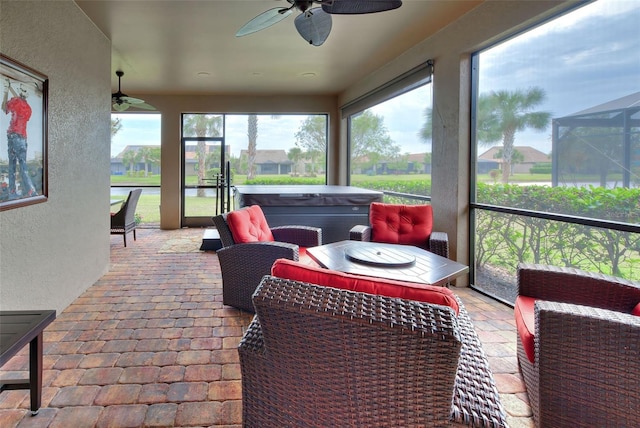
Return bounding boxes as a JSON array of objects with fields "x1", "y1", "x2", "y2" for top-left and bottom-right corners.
[
  {"x1": 239, "y1": 269, "x2": 508, "y2": 427},
  {"x1": 515, "y1": 264, "x2": 640, "y2": 427}
]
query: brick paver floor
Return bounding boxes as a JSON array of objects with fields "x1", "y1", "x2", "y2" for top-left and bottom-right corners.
[{"x1": 0, "y1": 228, "x2": 533, "y2": 427}]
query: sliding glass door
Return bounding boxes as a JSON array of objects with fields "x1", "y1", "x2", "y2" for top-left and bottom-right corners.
[{"x1": 181, "y1": 114, "x2": 228, "y2": 227}]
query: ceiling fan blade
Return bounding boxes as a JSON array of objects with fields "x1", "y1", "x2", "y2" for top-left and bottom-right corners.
[
  {"x1": 121, "y1": 96, "x2": 145, "y2": 104},
  {"x1": 322, "y1": 0, "x2": 402, "y2": 14},
  {"x1": 129, "y1": 102, "x2": 156, "y2": 111},
  {"x1": 294, "y1": 8, "x2": 332, "y2": 46},
  {"x1": 113, "y1": 103, "x2": 129, "y2": 112},
  {"x1": 236, "y1": 7, "x2": 292, "y2": 37}
]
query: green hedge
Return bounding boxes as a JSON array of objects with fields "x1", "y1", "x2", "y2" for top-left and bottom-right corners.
[
  {"x1": 476, "y1": 183, "x2": 640, "y2": 280},
  {"x1": 529, "y1": 163, "x2": 552, "y2": 174}
]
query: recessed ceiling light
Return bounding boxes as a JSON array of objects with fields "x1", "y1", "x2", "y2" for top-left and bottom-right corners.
[
  {"x1": 197, "y1": 71, "x2": 211, "y2": 77},
  {"x1": 301, "y1": 72, "x2": 317, "y2": 78}
]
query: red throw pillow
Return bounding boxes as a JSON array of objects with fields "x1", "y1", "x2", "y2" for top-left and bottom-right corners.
[
  {"x1": 226, "y1": 205, "x2": 275, "y2": 243},
  {"x1": 632, "y1": 302, "x2": 640, "y2": 316},
  {"x1": 370, "y1": 203, "x2": 433, "y2": 249},
  {"x1": 271, "y1": 258, "x2": 459, "y2": 314},
  {"x1": 514, "y1": 295, "x2": 536, "y2": 363}
]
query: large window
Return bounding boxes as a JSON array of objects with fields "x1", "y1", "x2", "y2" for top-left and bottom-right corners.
[
  {"x1": 110, "y1": 113, "x2": 161, "y2": 227},
  {"x1": 225, "y1": 114, "x2": 327, "y2": 184},
  {"x1": 347, "y1": 62, "x2": 433, "y2": 203},
  {"x1": 179, "y1": 113, "x2": 328, "y2": 226},
  {"x1": 472, "y1": 0, "x2": 640, "y2": 303}
]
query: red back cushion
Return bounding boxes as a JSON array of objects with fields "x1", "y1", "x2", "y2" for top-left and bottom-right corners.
[
  {"x1": 271, "y1": 258, "x2": 459, "y2": 314},
  {"x1": 514, "y1": 295, "x2": 536, "y2": 363},
  {"x1": 226, "y1": 205, "x2": 274, "y2": 243},
  {"x1": 370, "y1": 203, "x2": 433, "y2": 249}
]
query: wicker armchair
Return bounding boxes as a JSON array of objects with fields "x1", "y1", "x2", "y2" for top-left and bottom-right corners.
[
  {"x1": 349, "y1": 202, "x2": 449, "y2": 258},
  {"x1": 239, "y1": 275, "x2": 508, "y2": 427},
  {"x1": 110, "y1": 188, "x2": 142, "y2": 247},
  {"x1": 516, "y1": 264, "x2": 640, "y2": 427},
  {"x1": 212, "y1": 208, "x2": 321, "y2": 313}
]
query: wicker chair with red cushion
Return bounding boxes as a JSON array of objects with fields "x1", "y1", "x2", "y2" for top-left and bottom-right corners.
[
  {"x1": 212, "y1": 205, "x2": 322, "y2": 312},
  {"x1": 237, "y1": 259, "x2": 508, "y2": 427},
  {"x1": 349, "y1": 202, "x2": 449, "y2": 258},
  {"x1": 515, "y1": 263, "x2": 640, "y2": 427}
]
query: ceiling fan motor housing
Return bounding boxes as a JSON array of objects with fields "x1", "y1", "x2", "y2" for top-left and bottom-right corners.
[
  {"x1": 238, "y1": 0, "x2": 402, "y2": 46},
  {"x1": 291, "y1": 1, "x2": 314, "y2": 13}
]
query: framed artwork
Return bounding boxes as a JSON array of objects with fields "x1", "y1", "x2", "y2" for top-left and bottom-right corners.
[{"x1": 0, "y1": 53, "x2": 48, "y2": 211}]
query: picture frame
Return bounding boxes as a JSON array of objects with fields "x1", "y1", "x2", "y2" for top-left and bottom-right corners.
[{"x1": 0, "y1": 53, "x2": 48, "y2": 211}]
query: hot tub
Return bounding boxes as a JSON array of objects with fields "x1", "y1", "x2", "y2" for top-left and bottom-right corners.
[{"x1": 233, "y1": 185, "x2": 383, "y2": 244}]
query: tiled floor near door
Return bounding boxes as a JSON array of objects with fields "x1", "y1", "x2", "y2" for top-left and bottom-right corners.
[{"x1": 0, "y1": 228, "x2": 533, "y2": 427}]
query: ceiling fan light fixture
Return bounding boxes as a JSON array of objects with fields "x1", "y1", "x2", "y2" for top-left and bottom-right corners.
[
  {"x1": 294, "y1": 8, "x2": 332, "y2": 46},
  {"x1": 322, "y1": 0, "x2": 402, "y2": 14}
]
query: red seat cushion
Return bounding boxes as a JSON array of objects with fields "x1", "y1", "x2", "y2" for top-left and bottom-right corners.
[
  {"x1": 514, "y1": 295, "x2": 536, "y2": 363},
  {"x1": 226, "y1": 205, "x2": 275, "y2": 243},
  {"x1": 370, "y1": 202, "x2": 433, "y2": 249},
  {"x1": 271, "y1": 258, "x2": 459, "y2": 314}
]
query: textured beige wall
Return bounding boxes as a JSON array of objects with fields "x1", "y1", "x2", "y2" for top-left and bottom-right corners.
[{"x1": 0, "y1": 1, "x2": 111, "y2": 312}]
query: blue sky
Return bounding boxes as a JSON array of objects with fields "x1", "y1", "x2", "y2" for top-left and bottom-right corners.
[
  {"x1": 477, "y1": 0, "x2": 640, "y2": 155},
  {"x1": 111, "y1": 0, "x2": 639, "y2": 159}
]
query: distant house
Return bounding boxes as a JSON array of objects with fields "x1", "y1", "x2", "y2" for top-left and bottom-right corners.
[
  {"x1": 352, "y1": 152, "x2": 432, "y2": 175},
  {"x1": 239, "y1": 149, "x2": 293, "y2": 175},
  {"x1": 183, "y1": 144, "x2": 225, "y2": 176},
  {"x1": 112, "y1": 144, "x2": 226, "y2": 176},
  {"x1": 111, "y1": 145, "x2": 161, "y2": 175},
  {"x1": 478, "y1": 146, "x2": 549, "y2": 174}
]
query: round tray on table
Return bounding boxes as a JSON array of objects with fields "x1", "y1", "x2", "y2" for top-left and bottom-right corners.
[{"x1": 344, "y1": 245, "x2": 416, "y2": 267}]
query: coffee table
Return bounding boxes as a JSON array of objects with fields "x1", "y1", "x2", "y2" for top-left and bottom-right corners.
[
  {"x1": 0, "y1": 310, "x2": 56, "y2": 415},
  {"x1": 306, "y1": 240, "x2": 468, "y2": 286}
]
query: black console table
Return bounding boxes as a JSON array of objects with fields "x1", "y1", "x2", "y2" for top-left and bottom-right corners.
[{"x1": 1, "y1": 310, "x2": 56, "y2": 415}]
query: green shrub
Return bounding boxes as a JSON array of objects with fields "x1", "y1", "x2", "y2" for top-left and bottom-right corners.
[
  {"x1": 530, "y1": 163, "x2": 552, "y2": 174},
  {"x1": 476, "y1": 183, "x2": 640, "y2": 279}
]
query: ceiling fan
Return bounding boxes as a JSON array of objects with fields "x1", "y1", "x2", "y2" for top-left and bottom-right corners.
[
  {"x1": 111, "y1": 70, "x2": 156, "y2": 112},
  {"x1": 236, "y1": 0, "x2": 402, "y2": 46}
]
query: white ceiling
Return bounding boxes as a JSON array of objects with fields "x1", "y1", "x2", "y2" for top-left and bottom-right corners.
[{"x1": 75, "y1": 0, "x2": 482, "y2": 97}]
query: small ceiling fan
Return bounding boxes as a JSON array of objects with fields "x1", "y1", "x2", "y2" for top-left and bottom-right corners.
[
  {"x1": 236, "y1": 0, "x2": 402, "y2": 46},
  {"x1": 111, "y1": 70, "x2": 156, "y2": 112}
]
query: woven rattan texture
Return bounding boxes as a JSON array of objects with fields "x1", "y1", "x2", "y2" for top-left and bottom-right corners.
[
  {"x1": 212, "y1": 211, "x2": 322, "y2": 312},
  {"x1": 516, "y1": 264, "x2": 640, "y2": 427},
  {"x1": 240, "y1": 276, "x2": 507, "y2": 427},
  {"x1": 349, "y1": 225, "x2": 449, "y2": 258}
]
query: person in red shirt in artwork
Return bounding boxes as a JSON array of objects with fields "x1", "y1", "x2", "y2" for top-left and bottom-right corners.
[{"x1": 2, "y1": 80, "x2": 36, "y2": 198}]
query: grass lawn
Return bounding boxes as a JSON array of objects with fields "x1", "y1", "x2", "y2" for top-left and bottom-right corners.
[{"x1": 112, "y1": 172, "x2": 561, "y2": 225}]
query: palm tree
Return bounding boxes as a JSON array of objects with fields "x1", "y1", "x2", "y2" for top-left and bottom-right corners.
[
  {"x1": 183, "y1": 114, "x2": 222, "y2": 196},
  {"x1": 287, "y1": 147, "x2": 303, "y2": 175},
  {"x1": 419, "y1": 107, "x2": 432, "y2": 142},
  {"x1": 121, "y1": 148, "x2": 140, "y2": 176},
  {"x1": 246, "y1": 114, "x2": 281, "y2": 180},
  {"x1": 247, "y1": 115, "x2": 258, "y2": 180},
  {"x1": 477, "y1": 87, "x2": 551, "y2": 183},
  {"x1": 493, "y1": 148, "x2": 525, "y2": 176}
]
